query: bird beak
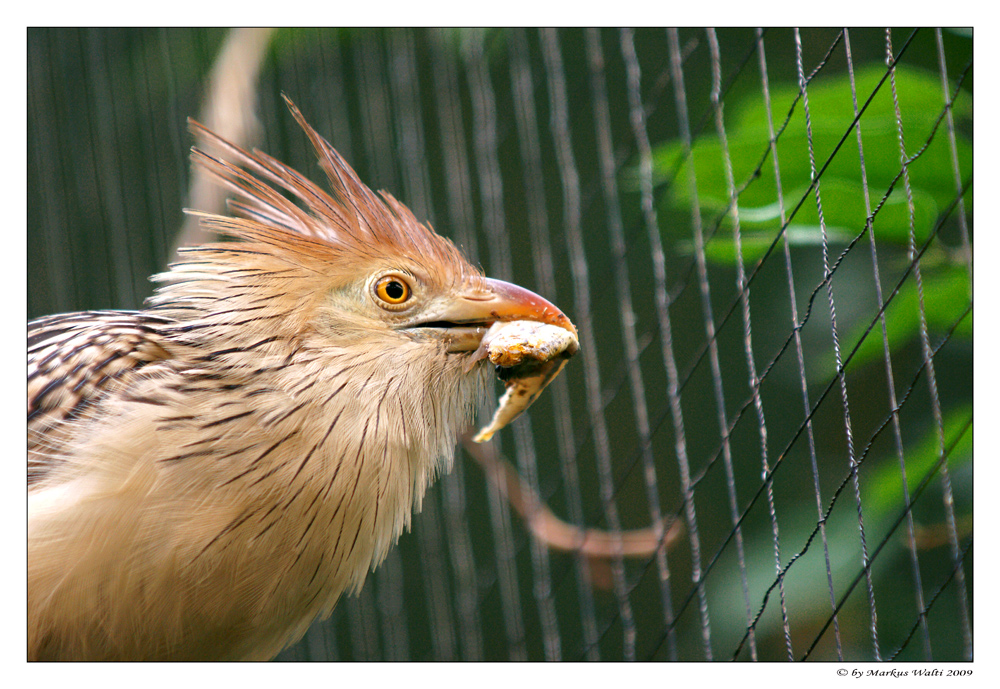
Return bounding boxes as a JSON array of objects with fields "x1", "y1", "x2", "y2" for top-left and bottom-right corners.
[
  {"x1": 416, "y1": 277, "x2": 576, "y2": 353},
  {"x1": 472, "y1": 278, "x2": 577, "y2": 335}
]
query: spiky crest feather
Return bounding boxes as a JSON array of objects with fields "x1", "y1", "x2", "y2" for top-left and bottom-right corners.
[{"x1": 177, "y1": 95, "x2": 483, "y2": 296}]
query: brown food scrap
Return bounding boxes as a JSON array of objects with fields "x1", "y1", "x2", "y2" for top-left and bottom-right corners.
[{"x1": 472, "y1": 321, "x2": 578, "y2": 442}]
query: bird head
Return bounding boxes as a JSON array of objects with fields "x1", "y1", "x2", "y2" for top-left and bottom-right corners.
[{"x1": 149, "y1": 95, "x2": 574, "y2": 420}]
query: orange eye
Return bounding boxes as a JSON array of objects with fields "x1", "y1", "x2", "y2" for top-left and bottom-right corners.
[{"x1": 374, "y1": 276, "x2": 412, "y2": 305}]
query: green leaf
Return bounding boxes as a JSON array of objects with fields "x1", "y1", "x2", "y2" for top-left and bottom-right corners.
[
  {"x1": 648, "y1": 64, "x2": 972, "y2": 266},
  {"x1": 827, "y1": 266, "x2": 971, "y2": 379},
  {"x1": 862, "y1": 405, "x2": 972, "y2": 518}
]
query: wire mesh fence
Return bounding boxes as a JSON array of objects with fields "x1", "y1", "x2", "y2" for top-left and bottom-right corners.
[{"x1": 27, "y1": 27, "x2": 973, "y2": 661}]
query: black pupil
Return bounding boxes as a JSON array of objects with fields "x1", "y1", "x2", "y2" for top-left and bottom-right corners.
[{"x1": 385, "y1": 281, "x2": 405, "y2": 300}]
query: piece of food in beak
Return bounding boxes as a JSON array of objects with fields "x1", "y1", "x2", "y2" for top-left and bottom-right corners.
[{"x1": 472, "y1": 320, "x2": 579, "y2": 442}]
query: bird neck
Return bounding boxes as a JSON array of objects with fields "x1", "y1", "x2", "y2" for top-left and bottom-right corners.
[{"x1": 171, "y1": 335, "x2": 490, "y2": 646}]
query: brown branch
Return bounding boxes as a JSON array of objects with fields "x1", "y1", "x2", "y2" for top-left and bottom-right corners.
[
  {"x1": 462, "y1": 433, "x2": 682, "y2": 560},
  {"x1": 172, "y1": 28, "x2": 276, "y2": 260}
]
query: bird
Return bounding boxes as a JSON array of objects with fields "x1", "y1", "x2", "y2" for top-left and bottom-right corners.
[{"x1": 27, "y1": 96, "x2": 576, "y2": 661}]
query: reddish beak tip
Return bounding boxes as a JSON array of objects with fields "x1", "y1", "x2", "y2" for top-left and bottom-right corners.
[{"x1": 481, "y1": 278, "x2": 577, "y2": 336}]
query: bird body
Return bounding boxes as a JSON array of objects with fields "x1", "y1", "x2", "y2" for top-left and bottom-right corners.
[{"x1": 28, "y1": 98, "x2": 575, "y2": 660}]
